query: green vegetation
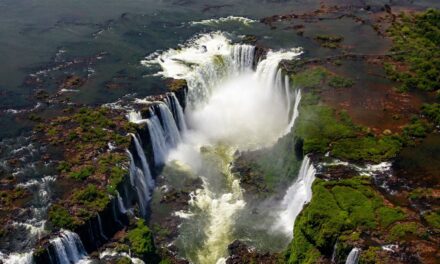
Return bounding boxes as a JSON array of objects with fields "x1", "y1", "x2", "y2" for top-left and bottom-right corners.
[
  {"x1": 386, "y1": 9, "x2": 440, "y2": 91},
  {"x1": 423, "y1": 211, "x2": 440, "y2": 230},
  {"x1": 403, "y1": 117, "x2": 432, "y2": 138},
  {"x1": 294, "y1": 93, "x2": 403, "y2": 162},
  {"x1": 376, "y1": 206, "x2": 405, "y2": 228},
  {"x1": 72, "y1": 184, "x2": 110, "y2": 213},
  {"x1": 315, "y1": 34, "x2": 344, "y2": 49},
  {"x1": 328, "y1": 76, "x2": 354, "y2": 88},
  {"x1": 359, "y1": 247, "x2": 383, "y2": 264},
  {"x1": 0, "y1": 187, "x2": 27, "y2": 207},
  {"x1": 285, "y1": 177, "x2": 409, "y2": 263},
  {"x1": 421, "y1": 103, "x2": 440, "y2": 126},
  {"x1": 48, "y1": 204, "x2": 76, "y2": 230},
  {"x1": 126, "y1": 219, "x2": 156, "y2": 257},
  {"x1": 331, "y1": 135, "x2": 402, "y2": 163},
  {"x1": 388, "y1": 222, "x2": 418, "y2": 241},
  {"x1": 291, "y1": 67, "x2": 329, "y2": 88},
  {"x1": 69, "y1": 165, "x2": 95, "y2": 180}
]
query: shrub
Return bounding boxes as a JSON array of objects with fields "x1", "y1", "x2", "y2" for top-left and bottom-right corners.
[
  {"x1": 388, "y1": 222, "x2": 418, "y2": 241},
  {"x1": 69, "y1": 165, "x2": 94, "y2": 180},
  {"x1": 423, "y1": 211, "x2": 440, "y2": 230},
  {"x1": 48, "y1": 204, "x2": 75, "y2": 229},
  {"x1": 127, "y1": 219, "x2": 156, "y2": 257}
]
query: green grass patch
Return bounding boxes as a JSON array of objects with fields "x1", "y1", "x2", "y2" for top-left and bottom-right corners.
[
  {"x1": 421, "y1": 103, "x2": 440, "y2": 126},
  {"x1": 331, "y1": 135, "x2": 403, "y2": 163},
  {"x1": 328, "y1": 76, "x2": 354, "y2": 88},
  {"x1": 291, "y1": 67, "x2": 329, "y2": 88}
]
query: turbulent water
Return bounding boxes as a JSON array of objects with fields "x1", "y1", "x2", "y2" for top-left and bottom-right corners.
[{"x1": 142, "y1": 32, "x2": 306, "y2": 263}]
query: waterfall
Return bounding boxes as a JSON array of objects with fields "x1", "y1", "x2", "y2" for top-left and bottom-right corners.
[
  {"x1": 143, "y1": 32, "x2": 304, "y2": 263},
  {"x1": 126, "y1": 111, "x2": 142, "y2": 123},
  {"x1": 274, "y1": 155, "x2": 316, "y2": 235},
  {"x1": 231, "y1": 44, "x2": 255, "y2": 73},
  {"x1": 345, "y1": 248, "x2": 361, "y2": 264},
  {"x1": 116, "y1": 191, "x2": 128, "y2": 214},
  {"x1": 97, "y1": 214, "x2": 108, "y2": 241},
  {"x1": 0, "y1": 251, "x2": 34, "y2": 264},
  {"x1": 166, "y1": 93, "x2": 187, "y2": 132},
  {"x1": 127, "y1": 150, "x2": 150, "y2": 217},
  {"x1": 146, "y1": 114, "x2": 168, "y2": 166},
  {"x1": 50, "y1": 230, "x2": 89, "y2": 264},
  {"x1": 130, "y1": 134, "x2": 154, "y2": 190},
  {"x1": 282, "y1": 89, "x2": 302, "y2": 136},
  {"x1": 142, "y1": 32, "x2": 259, "y2": 107},
  {"x1": 157, "y1": 103, "x2": 181, "y2": 148}
]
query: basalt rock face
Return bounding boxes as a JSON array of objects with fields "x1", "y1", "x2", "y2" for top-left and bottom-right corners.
[
  {"x1": 226, "y1": 240, "x2": 279, "y2": 264},
  {"x1": 253, "y1": 45, "x2": 268, "y2": 70},
  {"x1": 34, "y1": 89, "x2": 188, "y2": 264}
]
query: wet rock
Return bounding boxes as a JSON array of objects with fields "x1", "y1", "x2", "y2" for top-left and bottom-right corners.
[{"x1": 226, "y1": 240, "x2": 278, "y2": 264}]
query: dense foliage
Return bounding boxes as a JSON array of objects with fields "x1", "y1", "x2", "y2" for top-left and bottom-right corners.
[
  {"x1": 386, "y1": 9, "x2": 440, "y2": 91},
  {"x1": 285, "y1": 178, "x2": 410, "y2": 263}
]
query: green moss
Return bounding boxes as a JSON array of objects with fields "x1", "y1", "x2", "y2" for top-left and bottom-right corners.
[
  {"x1": 72, "y1": 184, "x2": 110, "y2": 212},
  {"x1": 376, "y1": 206, "x2": 405, "y2": 228},
  {"x1": 388, "y1": 222, "x2": 418, "y2": 241},
  {"x1": 285, "y1": 178, "x2": 400, "y2": 263},
  {"x1": 294, "y1": 102, "x2": 357, "y2": 154},
  {"x1": 421, "y1": 103, "x2": 440, "y2": 126},
  {"x1": 69, "y1": 165, "x2": 95, "y2": 180},
  {"x1": 331, "y1": 135, "x2": 402, "y2": 163},
  {"x1": 423, "y1": 211, "x2": 440, "y2": 229},
  {"x1": 403, "y1": 117, "x2": 431, "y2": 138},
  {"x1": 126, "y1": 219, "x2": 156, "y2": 257},
  {"x1": 387, "y1": 9, "x2": 440, "y2": 91},
  {"x1": 291, "y1": 67, "x2": 329, "y2": 88},
  {"x1": 328, "y1": 76, "x2": 354, "y2": 88},
  {"x1": 48, "y1": 204, "x2": 76, "y2": 229},
  {"x1": 359, "y1": 246, "x2": 383, "y2": 264}
]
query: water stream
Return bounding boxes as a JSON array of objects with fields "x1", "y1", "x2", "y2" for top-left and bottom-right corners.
[{"x1": 144, "y1": 32, "x2": 306, "y2": 263}]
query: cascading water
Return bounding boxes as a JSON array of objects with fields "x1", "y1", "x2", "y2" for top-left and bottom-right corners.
[
  {"x1": 49, "y1": 230, "x2": 89, "y2": 264},
  {"x1": 157, "y1": 103, "x2": 181, "y2": 148},
  {"x1": 130, "y1": 134, "x2": 154, "y2": 190},
  {"x1": 146, "y1": 114, "x2": 168, "y2": 166},
  {"x1": 116, "y1": 191, "x2": 128, "y2": 214},
  {"x1": 0, "y1": 251, "x2": 34, "y2": 264},
  {"x1": 274, "y1": 155, "x2": 316, "y2": 235},
  {"x1": 144, "y1": 32, "x2": 303, "y2": 263},
  {"x1": 127, "y1": 150, "x2": 150, "y2": 217},
  {"x1": 165, "y1": 93, "x2": 188, "y2": 132},
  {"x1": 97, "y1": 214, "x2": 108, "y2": 241},
  {"x1": 345, "y1": 248, "x2": 361, "y2": 264}
]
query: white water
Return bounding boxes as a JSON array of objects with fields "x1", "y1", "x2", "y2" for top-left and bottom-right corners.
[
  {"x1": 50, "y1": 230, "x2": 90, "y2": 264},
  {"x1": 0, "y1": 251, "x2": 33, "y2": 264},
  {"x1": 189, "y1": 16, "x2": 257, "y2": 26},
  {"x1": 157, "y1": 103, "x2": 181, "y2": 148},
  {"x1": 146, "y1": 114, "x2": 168, "y2": 166},
  {"x1": 274, "y1": 155, "x2": 316, "y2": 235},
  {"x1": 127, "y1": 150, "x2": 150, "y2": 217},
  {"x1": 145, "y1": 32, "x2": 303, "y2": 263},
  {"x1": 97, "y1": 214, "x2": 108, "y2": 240},
  {"x1": 130, "y1": 134, "x2": 154, "y2": 190},
  {"x1": 345, "y1": 248, "x2": 361, "y2": 264},
  {"x1": 116, "y1": 191, "x2": 128, "y2": 214},
  {"x1": 166, "y1": 93, "x2": 188, "y2": 132}
]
